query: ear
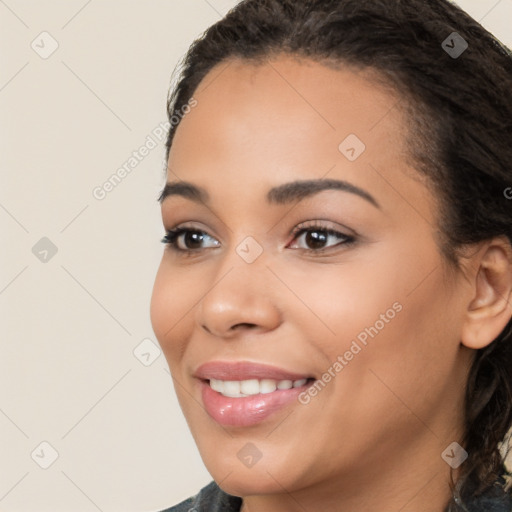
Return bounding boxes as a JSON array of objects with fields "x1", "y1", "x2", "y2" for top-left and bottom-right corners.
[{"x1": 461, "y1": 237, "x2": 512, "y2": 350}]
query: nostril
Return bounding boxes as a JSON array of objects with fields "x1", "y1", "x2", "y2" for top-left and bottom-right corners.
[{"x1": 232, "y1": 323, "x2": 257, "y2": 330}]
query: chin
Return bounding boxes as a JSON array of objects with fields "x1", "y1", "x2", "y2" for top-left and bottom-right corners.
[
  {"x1": 201, "y1": 450, "x2": 299, "y2": 496},
  {"x1": 215, "y1": 471, "x2": 288, "y2": 498}
]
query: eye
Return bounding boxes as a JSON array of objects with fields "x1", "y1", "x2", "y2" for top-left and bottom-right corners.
[
  {"x1": 288, "y1": 222, "x2": 355, "y2": 252},
  {"x1": 161, "y1": 222, "x2": 355, "y2": 254},
  {"x1": 161, "y1": 228, "x2": 220, "y2": 252}
]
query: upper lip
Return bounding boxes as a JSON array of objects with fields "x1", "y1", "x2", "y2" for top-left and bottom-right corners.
[{"x1": 194, "y1": 361, "x2": 313, "y2": 381}]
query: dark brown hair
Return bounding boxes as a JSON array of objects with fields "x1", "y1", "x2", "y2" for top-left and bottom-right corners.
[{"x1": 164, "y1": 0, "x2": 512, "y2": 508}]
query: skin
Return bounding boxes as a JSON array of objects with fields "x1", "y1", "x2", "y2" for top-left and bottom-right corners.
[{"x1": 150, "y1": 55, "x2": 512, "y2": 512}]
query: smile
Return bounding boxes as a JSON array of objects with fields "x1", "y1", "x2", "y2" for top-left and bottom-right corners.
[{"x1": 208, "y1": 378, "x2": 311, "y2": 397}]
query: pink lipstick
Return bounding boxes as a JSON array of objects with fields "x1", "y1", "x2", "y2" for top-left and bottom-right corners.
[{"x1": 195, "y1": 361, "x2": 315, "y2": 427}]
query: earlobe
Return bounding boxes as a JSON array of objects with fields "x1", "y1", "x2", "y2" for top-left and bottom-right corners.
[{"x1": 461, "y1": 238, "x2": 512, "y2": 350}]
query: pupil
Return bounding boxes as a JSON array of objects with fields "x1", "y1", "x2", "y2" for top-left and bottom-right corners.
[
  {"x1": 306, "y1": 231, "x2": 326, "y2": 249},
  {"x1": 186, "y1": 231, "x2": 203, "y2": 248}
]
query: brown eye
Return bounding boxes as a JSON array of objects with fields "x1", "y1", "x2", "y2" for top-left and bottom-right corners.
[
  {"x1": 181, "y1": 231, "x2": 206, "y2": 250},
  {"x1": 304, "y1": 230, "x2": 329, "y2": 250},
  {"x1": 161, "y1": 229, "x2": 220, "y2": 251},
  {"x1": 288, "y1": 226, "x2": 355, "y2": 252}
]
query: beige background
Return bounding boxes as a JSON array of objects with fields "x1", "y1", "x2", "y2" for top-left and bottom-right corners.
[{"x1": 1, "y1": 1, "x2": 511, "y2": 511}]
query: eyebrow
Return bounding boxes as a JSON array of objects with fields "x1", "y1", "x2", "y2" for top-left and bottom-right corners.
[{"x1": 158, "y1": 178, "x2": 380, "y2": 209}]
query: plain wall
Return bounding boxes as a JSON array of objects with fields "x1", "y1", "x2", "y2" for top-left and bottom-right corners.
[{"x1": 1, "y1": 1, "x2": 511, "y2": 510}]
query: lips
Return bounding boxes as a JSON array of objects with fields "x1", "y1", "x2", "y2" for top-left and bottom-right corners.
[
  {"x1": 194, "y1": 360, "x2": 313, "y2": 381},
  {"x1": 193, "y1": 360, "x2": 316, "y2": 427}
]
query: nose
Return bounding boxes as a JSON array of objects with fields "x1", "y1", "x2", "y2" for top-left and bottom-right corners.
[{"x1": 195, "y1": 247, "x2": 282, "y2": 338}]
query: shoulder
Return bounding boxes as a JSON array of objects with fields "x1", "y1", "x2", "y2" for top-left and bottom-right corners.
[{"x1": 156, "y1": 480, "x2": 243, "y2": 512}]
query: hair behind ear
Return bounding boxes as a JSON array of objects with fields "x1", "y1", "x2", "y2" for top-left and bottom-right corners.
[{"x1": 463, "y1": 318, "x2": 512, "y2": 496}]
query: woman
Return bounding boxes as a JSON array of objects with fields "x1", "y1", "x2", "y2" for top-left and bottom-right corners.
[{"x1": 150, "y1": 0, "x2": 512, "y2": 510}]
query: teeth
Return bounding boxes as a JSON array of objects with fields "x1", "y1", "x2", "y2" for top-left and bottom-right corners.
[
  {"x1": 222, "y1": 380, "x2": 241, "y2": 397},
  {"x1": 277, "y1": 380, "x2": 293, "y2": 390},
  {"x1": 260, "y1": 379, "x2": 277, "y2": 394},
  {"x1": 209, "y1": 378, "x2": 309, "y2": 397},
  {"x1": 240, "y1": 379, "x2": 259, "y2": 395},
  {"x1": 210, "y1": 378, "x2": 224, "y2": 393}
]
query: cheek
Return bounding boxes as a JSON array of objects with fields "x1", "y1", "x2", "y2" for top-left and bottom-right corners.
[
  {"x1": 282, "y1": 244, "x2": 459, "y2": 404},
  {"x1": 350, "y1": 280, "x2": 463, "y2": 448},
  {"x1": 150, "y1": 259, "x2": 204, "y2": 364},
  {"x1": 275, "y1": 255, "x2": 403, "y2": 351}
]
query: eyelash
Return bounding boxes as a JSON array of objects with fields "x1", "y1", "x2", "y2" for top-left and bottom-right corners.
[{"x1": 161, "y1": 222, "x2": 356, "y2": 255}]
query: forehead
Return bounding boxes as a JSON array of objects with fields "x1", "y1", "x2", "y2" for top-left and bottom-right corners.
[
  {"x1": 173, "y1": 55, "x2": 406, "y2": 149},
  {"x1": 166, "y1": 55, "x2": 434, "y2": 223}
]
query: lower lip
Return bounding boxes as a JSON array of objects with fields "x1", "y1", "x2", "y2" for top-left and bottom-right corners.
[{"x1": 200, "y1": 379, "x2": 313, "y2": 427}]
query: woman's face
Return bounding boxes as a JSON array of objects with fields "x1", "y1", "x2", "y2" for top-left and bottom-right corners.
[{"x1": 151, "y1": 56, "x2": 474, "y2": 501}]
